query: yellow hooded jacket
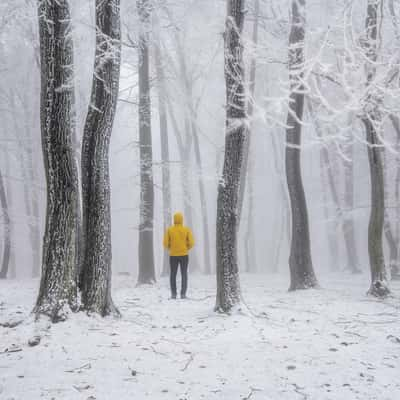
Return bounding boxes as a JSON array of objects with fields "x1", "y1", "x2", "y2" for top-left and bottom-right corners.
[{"x1": 163, "y1": 212, "x2": 195, "y2": 256}]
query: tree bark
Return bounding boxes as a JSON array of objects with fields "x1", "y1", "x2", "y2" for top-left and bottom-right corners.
[
  {"x1": 34, "y1": 0, "x2": 79, "y2": 321},
  {"x1": 362, "y1": 0, "x2": 390, "y2": 297},
  {"x1": 285, "y1": 0, "x2": 318, "y2": 291},
  {"x1": 80, "y1": 0, "x2": 121, "y2": 315},
  {"x1": 0, "y1": 168, "x2": 11, "y2": 279},
  {"x1": 137, "y1": 0, "x2": 156, "y2": 285},
  {"x1": 215, "y1": 0, "x2": 246, "y2": 313}
]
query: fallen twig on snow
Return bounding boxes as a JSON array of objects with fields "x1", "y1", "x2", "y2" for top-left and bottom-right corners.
[{"x1": 181, "y1": 353, "x2": 194, "y2": 371}]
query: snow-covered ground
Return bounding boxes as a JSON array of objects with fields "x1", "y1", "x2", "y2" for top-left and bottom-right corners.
[{"x1": 1, "y1": 273, "x2": 400, "y2": 400}]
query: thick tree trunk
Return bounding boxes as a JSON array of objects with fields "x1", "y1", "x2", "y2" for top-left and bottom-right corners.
[
  {"x1": 154, "y1": 31, "x2": 172, "y2": 278},
  {"x1": 215, "y1": 0, "x2": 246, "y2": 313},
  {"x1": 80, "y1": 0, "x2": 121, "y2": 315},
  {"x1": 137, "y1": 0, "x2": 156, "y2": 285},
  {"x1": 34, "y1": 0, "x2": 79, "y2": 321},
  {"x1": 0, "y1": 169, "x2": 11, "y2": 279},
  {"x1": 285, "y1": 0, "x2": 318, "y2": 291},
  {"x1": 362, "y1": 0, "x2": 390, "y2": 297}
]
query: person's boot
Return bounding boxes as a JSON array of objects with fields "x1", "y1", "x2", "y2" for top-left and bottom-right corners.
[
  {"x1": 171, "y1": 293, "x2": 177, "y2": 299},
  {"x1": 181, "y1": 294, "x2": 186, "y2": 299}
]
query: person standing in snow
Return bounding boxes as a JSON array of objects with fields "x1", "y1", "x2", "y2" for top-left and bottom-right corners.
[{"x1": 163, "y1": 212, "x2": 195, "y2": 299}]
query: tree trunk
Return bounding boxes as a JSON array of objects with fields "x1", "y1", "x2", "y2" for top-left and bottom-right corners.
[
  {"x1": 215, "y1": 0, "x2": 246, "y2": 313},
  {"x1": 137, "y1": 0, "x2": 156, "y2": 285},
  {"x1": 9, "y1": 93, "x2": 41, "y2": 278},
  {"x1": 0, "y1": 169, "x2": 11, "y2": 279},
  {"x1": 389, "y1": 115, "x2": 400, "y2": 279},
  {"x1": 80, "y1": 0, "x2": 121, "y2": 315},
  {"x1": 154, "y1": 29, "x2": 172, "y2": 278},
  {"x1": 3, "y1": 152, "x2": 16, "y2": 278},
  {"x1": 243, "y1": 0, "x2": 259, "y2": 273},
  {"x1": 238, "y1": 0, "x2": 259, "y2": 224},
  {"x1": 34, "y1": 0, "x2": 79, "y2": 321},
  {"x1": 166, "y1": 12, "x2": 211, "y2": 275},
  {"x1": 382, "y1": 119, "x2": 398, "y2": 279},
  {"x1": 308, "y1": 100, "x2": 355, "y2": 273},
  {"x1": 285, "y1": 0, "x2": 318, "y2": 291},
  {"x1": 384, "y1": 217, "x2": 398, "y2": 278},
  {"x1": 342, "y1": 133, "x2": 361, "y2": 273},
  {"x1": 362, "y1": 0, "x2": 390, "y2": 297},
  {"x1": 192, "y1": 122, "x2": 212, "y2": 274},
  {"x1": 166, "y1": 100, "x2": 201, "y2": 272}
]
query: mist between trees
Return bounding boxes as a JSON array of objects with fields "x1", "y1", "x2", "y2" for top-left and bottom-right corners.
[{"x1": 1, "y1": 0, "x2": 400, "y2": 320}]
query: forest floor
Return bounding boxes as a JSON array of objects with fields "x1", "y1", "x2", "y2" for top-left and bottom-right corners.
[{"x1": 1, "y1": 272, "x2": 400, "y2": 400}]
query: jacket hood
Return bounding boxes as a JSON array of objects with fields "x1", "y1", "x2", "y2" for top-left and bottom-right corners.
[{"x1": 173, "y1": 212, "x2": 183, "y2": 225}]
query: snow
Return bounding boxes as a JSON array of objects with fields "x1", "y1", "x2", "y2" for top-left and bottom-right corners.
[{"x1": 1, "y1": 273, "x2": 400, "y2": 400}]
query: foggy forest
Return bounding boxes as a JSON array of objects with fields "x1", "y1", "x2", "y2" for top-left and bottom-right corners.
[{"x1": 1, "y1": 0, "x2": 400, "y2": 399}]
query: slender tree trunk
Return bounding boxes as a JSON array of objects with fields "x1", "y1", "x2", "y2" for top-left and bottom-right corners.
[
  {"x1": 308, "y1": 100, "x2": 354, "y2": 273},
  {"x1": 191, "y1": 122, "x2": 212, "y2": 274},
  {"x1": 244, "y1": 170, "x2": 256, "y2": 272},
  {"x1": 80, "y1": 0, "x2": 121, "y2": 315},
  {"x1": 384, "y1": 217, "x2": 398, "y2": 278},
  {"x1": 215, "y1": 0, "x2": 247, "y2": 313},
  {"x1": 0, "y1": 169, "x2": 11, "y2": 279},
  {"x1": 389, "y1": 115, "x2": 400, "y2": 279},
  {"x1": 243, "y1": 0, "x2": 259, "y2": 273},
  {"x1": 270, "y1": 117, "x2": 291, "y2": 270},
  {"x1": 34, "y1": 0, "x2": 79, "y2": 321},
  {"x1": 9, "y1": 93, "x2": 41, "y2": 278},
  {"x1": 362, "y1": 0, "x2": 390, "y2": 297},
  {"x1": 382, "y1": 120, "x2": 399, "y2": 279},
  {"x1": 137, "y1": 0, "x2": 156, "y2": 285},
  {"x1": 387, "y1": 3, "x2": 400, "y2": 279},
  {"x1": 154, "y1": 29, "x2": 172, "y2": 278},
  {"x1": 307, "y1": 103, "x2": 338, "y2": 271},
  {"x1": 166, "y1": 100, "x2": 201, "y2": 272},
  {"x1": 342, "y1": 134, "x2": 361, "y2": 273},
  {"x1": 285, "y1": 0, "x2": 318, "y2": 291},
  {"x1": 238, "y1": 0, "x2": 259, "y2": 224},
  {"x1": 3, "y1": 152, "x2": 16, "y2": 278},
  {"x1": 167, "y1": 16, "x2": 211, "y2": 275},
  {"x1": 23, "y1": 101, "x2": 41, "y2": 278}
]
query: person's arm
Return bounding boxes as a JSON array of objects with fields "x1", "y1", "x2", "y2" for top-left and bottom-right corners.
[
  {"x1": 186, "y1": 228, "x2": 194, "y2": 250},
  {"x1": 163, "y1": 229, "x2": 170, "y2": 250}
]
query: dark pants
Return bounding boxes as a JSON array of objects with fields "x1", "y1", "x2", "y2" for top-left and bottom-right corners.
[{"x1": 170, "y1": 255, "x2": 189, "y2": 297}]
